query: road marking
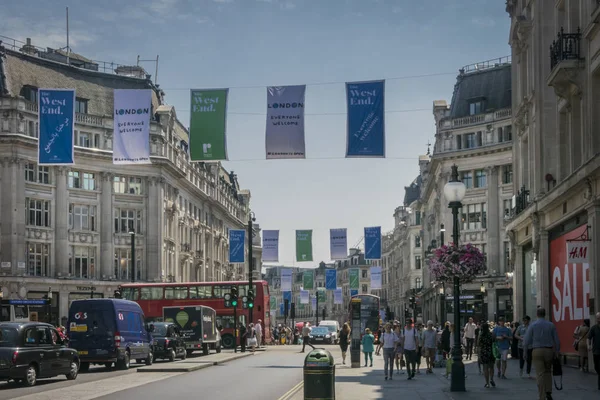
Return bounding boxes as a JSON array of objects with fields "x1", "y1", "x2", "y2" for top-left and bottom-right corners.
[
  {"x1": 11, "y1": 372, "x2": 182, "y2": 400},
  {"x1": 278, "y1": 380, "x2": 304, "y2": 400}
]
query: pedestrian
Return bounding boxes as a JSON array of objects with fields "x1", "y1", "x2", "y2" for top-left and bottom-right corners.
[
  {"x1": 587, "y1": 311, "x2": 600, "y2": 390},
  {"x1": 515, "y1": 315, "x2": 533, "y2": 378},
  {"x1": 573, "y1": 318, "x2": 590, "y2": 372},
  {"x1": 301, "y1": 322, "x2": 315, "y2": 353},
  {"x1": 380, "y1": 323, "x2": 399, "y2": 380},
  {"x1": 441, "y1": 322, "x2": 451, "y2": 359},
  {"x1": 492, "y1": 317, "x2": 512, "y2": 379},
  {"x1": 393, "y1": 323, "x2": 404, "y2": 375},
  {"x1": 478, "y1": 322, "x2": 496, "y2": 388},
  {"x1": 416, "y1": 322, "x2": 424, "y2": 374},
  {"x1": 511, "y1": 322, "x2": 520, "y2": 359},
  {"x1": 464, "y1": 317, "x2": 477, "y2": 360},
  {"x1": 403, "y1": 318, "x2": 419, "y2": 380},
  {"x1": 239, "y1": 323, "x2": 247, "y2": 353},
  {"x1": 523, "y1": 307, "x2": 560, "y2": 400},
  {"x1": 362, "y1": 328, "x2": 375, "y2": 367},
  {"x1": 339, "y1": 323, "x2": 351, "y2": 365},
  {"x1": 375, "y1": 325, "x2": 383, "y2": 356},
  {"x1": 422, "y1": 320, "x2": 437, "y2": 374},
  {"x1": 247, "y1": 323, "x2": 257, "y2": 353},
  {"x1": 254, "y1": 319, "x2": 263, "y2": 348}
]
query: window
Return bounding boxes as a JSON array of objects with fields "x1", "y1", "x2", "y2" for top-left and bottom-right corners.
[
  {"x1": 26, "y1": 242, "x2": 50, "y2": 276},
  {"x1": 415, "y1": 278, "x2": 422, "y2": 289},
  {"x1": 26, "y1": 198, "x2": 51, "y2": 227},
  {"x1": 165, "y1": 287, "x2": 189, "y2": 300},
  {"x1": 69, "y1": 246, "x2": 96, "y2": 278},
  {"x1": 128, "y1": 177, "x2": 142, "y2": 194},
  {"x1": 114, "y1": 209, "x2": 142, "y2": 233},
  {"x1": 503, "y1": 165, "x2": 513, "y2": 184},
  {"x1": 190, "y1": 286, "x2": 211, "y2": 299},
  {"x1": 500, "y1": 125, "x2": 512, "y2": 142},
  {"x1": 362, "y1": 284, "x2": 368, "y2": 294},
  {"x1": 140, "y1": 287, "x2": 163, "y2": 300},
  {"x1": 415, "y1": 236, "x2": 421, "y2": 248},
  {"x1": 113, "y1": 176, "x2": 143, "y2": 195},
  {"x1": 415, "y1": 211, "x2": 421, "y2": 225},
  {"x1": 462, "y1": 203, "x2": 487, "y2": 230},
  {"x1": 469, "y1": 101, "x2": 483, "y2": 115},
  {"x1": 69, "y1": 204, "x2": 96, "y2": 231},
  {"x1": 75, "y1": 98, "x2": 88, "y2": 114},
  {"x1": 68, "y1": 171, "x2": 96, "y2": 190},
  {"x1": 465, "y1": 133, "x2": 476, "y2": 148},
  {"x1": 475, "y1": 169, "x2": 487, "y2": 188},
  {"x1": 114, "y1": 248, "x2": 141, "y2": 281},
  {"x1": 415, "y1": 256, "x2": 422, "y2": 270},
  {"x1": 78, "y1": 132, "x2": 91, "y2": 147},
  {"x1": 361, "y1": 269, "x2": 368, "y2": 279},
  {"x1": 25, "y1": 163, "x2": 50, "y2": 184},
  {"x1": 462, "y1": 171, "x2": 473, "y2": 189},
  {"x1": 20, "y1": 86, "x2": 38, "y2": 103}
]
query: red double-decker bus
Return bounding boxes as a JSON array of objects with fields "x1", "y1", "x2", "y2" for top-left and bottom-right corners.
[{"x1": 119, "y1": 280, "x2": 271, "y2": 349}]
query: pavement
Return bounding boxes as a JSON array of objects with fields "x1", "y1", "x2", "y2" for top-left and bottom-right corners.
[{"x1": 137, "y1": 351, "x2": 253, "y2": 372}]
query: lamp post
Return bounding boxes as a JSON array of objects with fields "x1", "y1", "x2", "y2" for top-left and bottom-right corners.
[
  {"x1": 443, "y1": 164, "x2": 466, "y2": 392},
  {"x1": 47, "y1": 287, "x2": 53, "y2": 325},
  {"x1": 248, "y1": 211, "x2": 256, "y2": 324},
  {"x1": 129, "y1": 231, "x2": 136, "y2": 282},
  {"x1": 440, "y1": 224, "x2": 445, "y2": 246}
]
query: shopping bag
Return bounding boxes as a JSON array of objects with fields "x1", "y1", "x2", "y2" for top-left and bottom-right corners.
[{"x1": 552, "y1": 357, "x2": 563, "y2": 390}]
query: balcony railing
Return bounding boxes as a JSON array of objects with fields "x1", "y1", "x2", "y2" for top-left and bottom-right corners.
[
  {"x1": 550, "y1": 27, "x2": 582, "y2": 70},
  {"x1": 514, "y1": 186, "x2": 531, "y2": 216}
]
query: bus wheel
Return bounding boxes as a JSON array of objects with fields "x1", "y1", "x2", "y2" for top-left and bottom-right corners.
[{"x1": 221, "y1": 334, "x2": 235, "y2": 349}]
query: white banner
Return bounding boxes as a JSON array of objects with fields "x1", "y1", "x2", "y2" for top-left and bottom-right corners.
[
  {"x1": 300, "y1": 290, "x2": 310, "y2": 304},
  {"x1": 330, "y1": 228, "x2": 348, "y2": 260},
  {"x1": 265, "y1": 85, "x2": 306, "y2": 159},
  {"x1": 281, "y1": 269, "x2": 293, "y2": 292},
  {"x1": 262, "y1": 230, "x2": 279, "y2": 262},
  {"x1": 113, "y1": 89, "x2": 152, "y2": 164},
  {"x1": 311, "y1": 296, "x2": 317, "y2": 310},
  {"x1": 370, "y1": 266, "x2": 382, "y2": 290},
  {"x1": 334, "y1": 288, "x2": 343, "y2": 305},
  {"x1": 567, "y1": 241, "x2": 590, "y2": 263}
]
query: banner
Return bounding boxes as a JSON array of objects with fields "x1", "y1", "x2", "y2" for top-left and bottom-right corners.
[
  {"x1": 370, "y1": 266, "x2": 382, "y2": 290},
  {"x1": 269, "y1": 296, "x2": 277, "y2": 310},
  {"x1": 228, "y1": 229, "x2": 245, "y2": 263},
  {"x1": 345, "y1": 80, "x2": 385, "y2": 158},
  {"x1": 330, "y1": 228, "x2": 348, "y2": 260},
  {"x1": 349, "y1": 268, "x2": 360, "y2": 289},
  {"x1": 113, "y1": 89, "x2": 151, "y2": 164},
  {"x1": 350, "y1": 289, "x2": 359, "y2": 297},
  {"x1": 265, "y1": 85, "x2": 306, "y2": 159},
  {"x1": 567, "y1": 241, "x2": 590, "y2": 263},
  {"x1": 334, "y1": 288, "x2": 343, "y2": 305},
  {"x1": 262, "y1": 230, "x2": 280, "y2": 262},
  {"x1": 283, "y1": 291, "x2": 292, "y2": 303},
  {"x1": 325, "y1": 269, "x2": 337, "y2": 290},
  {"x1": 296, "y1": 230, "x2": 313, "y2": 262},
  {"x1": 311, "y1": 296, "x2": 317, "y2": 310},
  {"x1": 280, "y1": 303, "x2": 284, "y2": 316},
  {"x1": 281, "y1": 269, "x2": 293, "y2": 292},
  {"x1": 38, "y1": 89, "x2": 75, "y2": 165},
  {"x1": 364, "y1": 226, "x2": 382, "y2": 260},
  {"x1": 189, "y1": 89, "x2": 228, "y2": 161},
  {"x1": 303, "y1": 271, "x2": 314, "y2": 290},
  {"x1": 300, "y1": 290, "x2": 309, "y2": 304},
  {"x1": 317, "y1": 288, "x2": 326, "y2": 303}
]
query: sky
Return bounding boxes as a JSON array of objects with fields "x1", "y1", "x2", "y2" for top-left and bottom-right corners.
[{"x1": 3, "y1": 0, "x2": 511, "y2": 268}]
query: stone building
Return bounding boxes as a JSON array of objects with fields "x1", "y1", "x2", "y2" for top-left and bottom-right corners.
[{"x1": 0, "y1": 40, "x2": 255, "y2": 324}]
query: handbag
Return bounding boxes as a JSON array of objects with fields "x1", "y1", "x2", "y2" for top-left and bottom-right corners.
[
  {"x1": 492, "y1": 341, "x2": 500, "y2": 360},
  {"x1": 552, "y1": 357, "x2": 563, "y2": 390},
  {"x1": 574, "y1": 328, "x2": 588, "y2": 351}
]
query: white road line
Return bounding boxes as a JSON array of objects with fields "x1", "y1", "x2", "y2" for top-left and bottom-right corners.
[{"x1": 11, "y1": 372, "x2": 182, "y2": 400}]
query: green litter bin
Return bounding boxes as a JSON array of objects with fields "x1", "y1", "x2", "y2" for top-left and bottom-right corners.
[{"x1": 303, "y1": 348, "x2": 335, "y2": 400}]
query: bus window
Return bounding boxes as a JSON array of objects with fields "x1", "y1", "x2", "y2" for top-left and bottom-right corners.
[
  {"x1": 213, "y1": 285, "x2": 232, "y2": 298},
  {"x1": 165, "y1": 287, "x2": 188, "y2": 300},
  {"x1": 140, "y1": 287, "x2": 164, "y2": 300},
  {"x1": 121, "y1": 287, "x2": 138, "y2": 301},
  {"x1": 190, "y1": 286, "x2": 209, "y2": 299},
  {"x1": 238, "y1": 285, "x2": 257, "y2": 297}
]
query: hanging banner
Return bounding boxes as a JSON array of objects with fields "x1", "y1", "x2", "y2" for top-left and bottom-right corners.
[
  {"x1": 269, "y1": 296, "x2": 277, "y2": 310},
  {"x1": 228, "y1": 229, "x2": 245, "y2": 263},
  {"x1": 296, "y1": 230, "x2": 313, "y2": 262},
  {"x1": 330, "y1": 228, "x2": 348, "y2": 260},
  {"x1": 311, "y1": 296, "x2": 317, "y2": 310},
  {"x1": 345, "y1": 80, "x2": 385, "y2": 158},
  {"x1": 38, "y1": 89, "x2": 75, "y2": 165},
  {"x1": 113, "y1": 89, "x2": 151, "y2": 164},
  {"x1": 281, "y1": 269, "x2": 293, "y2": 292},
  {"x1": 303, "y1": 271, "x2": 314, "y2": 290},
  {"x1": 265, "y1": 85, "x2": 306, "y2": 159},
  {"x1": 364, "y1": 226, "x2": 382, "y2": 260},
  {"x1": 300, "y1": 290, "x2": 310, "y2": 304},
  {"x1": 566, "y1": 241, "x2": 590, "y2": 263},
  {"x1": 350, "y1": 289, "x2": 359, "y2": 297},
  {"x1": 279, "y1": 303, "x2": 284, "y2": 316},
  {"x1": 262, "y1": 230, "x2": 280, "y2": 262},
  {"x1": 349, "y1": 268, "x2": 360, "y2": 289},
  {"x1": 317, "y1": 288, "x2": 326, "y2": 303},
  {"x1": 370, "y1": 266, "x2": 382, "y2": 290},
  {"x1": 189, "y1": 89, "x2": 228, "y2": 161},
  {"x1": 325, "y1": 269, "x2": 337, "y2": 290},
  {"x1": 283, "y1": 291, "x2": 292, "y2": 303},
  {"x1": 334, "y1": 288, "x2": 343, "y2": 305}
]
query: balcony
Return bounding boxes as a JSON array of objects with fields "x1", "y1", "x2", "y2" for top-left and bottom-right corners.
[
  {"x1": 547, "y1": 28, "x2": 584, "y2": 101},
  {"x1": 513, "y1": 186, "x2": 531, "y2": 217}
]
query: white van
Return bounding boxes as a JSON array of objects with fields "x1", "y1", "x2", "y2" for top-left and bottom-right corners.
[{"x1": 318, "y1": 320, "x2": 340, "y2": 344}]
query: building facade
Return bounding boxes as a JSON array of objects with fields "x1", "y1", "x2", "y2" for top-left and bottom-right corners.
[
  {"x1": 0, "y1": 40, "x2": 255, "y2": 325},
  {"x1": 506, "y1": 1, "x2": 600, "y2": 352}
]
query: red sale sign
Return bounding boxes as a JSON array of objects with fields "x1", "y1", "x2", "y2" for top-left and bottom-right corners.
[{"x1": 550, "y1": 224, "x2": 590, "y2": 354}]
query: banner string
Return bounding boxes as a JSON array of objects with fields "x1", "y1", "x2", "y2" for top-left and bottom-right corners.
[
  {"x1": 215, "y1": 155, "x2": 418, "y2": 162},
  {"x1": 175, "y1": 108, "x2": 431, "y2": 115}
]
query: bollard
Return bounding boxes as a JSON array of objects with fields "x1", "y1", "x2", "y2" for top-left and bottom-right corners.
[{"x1": 303, "y1": 348, "x2": 335, "y2": 400}]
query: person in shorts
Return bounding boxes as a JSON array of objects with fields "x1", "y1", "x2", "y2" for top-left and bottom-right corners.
[
  {"x1": 492, "y1": 317, "x2": 513, "y2": 379},
  {"x1": 422, "y1": 320, "x2": 438, "y2": 373}
]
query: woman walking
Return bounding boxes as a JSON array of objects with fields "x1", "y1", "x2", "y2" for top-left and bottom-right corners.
[
  {"x1": 362, "y1": 328, "x2": 375, "y2": 367},
  {"x1": 575, "y1": 319, "x2": 591, "y2": 372},
  {"x1": 380, "y1": 324, "x2": 399, "y2": 380},
  {"x1": 339, "y1": 323, "x2": 351, "y2": 365},
  {"x1": 478, "y1": 322, "x2": 496, "y2": 388}
]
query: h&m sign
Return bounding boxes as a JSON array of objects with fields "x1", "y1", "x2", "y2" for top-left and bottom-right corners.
[{"x1": 566, "y1": 241, "x2": 590, "y2": 263}]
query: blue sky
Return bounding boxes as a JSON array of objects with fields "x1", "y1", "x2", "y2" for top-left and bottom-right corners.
[{"x1": 4, "y1": 0, "x2": 510, "y2": 267}]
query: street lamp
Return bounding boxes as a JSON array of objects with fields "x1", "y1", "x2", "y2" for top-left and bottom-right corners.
[
  {"x1": 247, "y1": 211, "x2": 256, "y2": 324},
  {"x1": 129, "y1": 231, "x2": 136, "y2": 283},
  {"x1": 443, "y1": 164, "x2": 466, "y2": 392},
  {"x1": 47, "y1": 287, "x2": 53, "y2": 325},
  {"x1": 440, "y1": 224, "x2": 446, "y2": 245}
]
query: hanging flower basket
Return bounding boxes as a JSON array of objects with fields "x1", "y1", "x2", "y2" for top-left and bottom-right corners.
[{"x1": 428, "y1": 244, "x2": 486, "y2": 283}]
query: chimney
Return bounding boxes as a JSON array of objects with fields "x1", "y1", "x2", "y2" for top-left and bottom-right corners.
[{"x1": 20, "y1": 38, "x2": 38, "y2": 56}]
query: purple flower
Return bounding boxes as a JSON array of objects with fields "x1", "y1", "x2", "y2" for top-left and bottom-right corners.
[{"x1": 427, "y1": 244, "x2": 486, "y2": 283}]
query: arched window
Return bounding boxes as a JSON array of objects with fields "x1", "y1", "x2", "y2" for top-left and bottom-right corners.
[{"x1": 415, "y1": 278, "x2": 422, "y2": 289}]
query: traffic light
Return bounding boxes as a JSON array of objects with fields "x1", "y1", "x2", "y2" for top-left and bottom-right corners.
[
  {"x1": 231, "y1": 287, "x2": 238, "y2": 307},
  {"x1": 284, "y1": 299, "x2": 289, "y2": 317},
  {"x1": 247, "y1": 290, "x2": 254, "y2": 309},
  {"x1": 290, "y1": 302, "x2": 296, "y2": 319},
  {"x1": 409, "y1": 296, "x2": 416, "y2": 309},
  {"x1": 322, "y1": 307, "x2": 326, "y2": 320},
  {"x1": 404, "y1": 307, "x2": 409, "y2": 318}
]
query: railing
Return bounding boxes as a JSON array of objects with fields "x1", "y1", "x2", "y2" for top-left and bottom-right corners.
[
  {"x1": 75, "y1": 113, "x2": 103, "y2": 127},
  {"x1": 452, "y1": 114, "x2": 485, "y2": 128},
  {"x1": 550, "y1": 27, "x2": 582, "y2": 70},
  {"x1": 514, "y1": 186, "x2": 531, "y2": 216},
  {"x1": 460, "y1": 56, "x2": 511, "y2": 74}
]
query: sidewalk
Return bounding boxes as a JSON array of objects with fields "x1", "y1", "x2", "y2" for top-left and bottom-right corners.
[{"x1": 292, "y1": 348, "x2": 598, "y2": 399}]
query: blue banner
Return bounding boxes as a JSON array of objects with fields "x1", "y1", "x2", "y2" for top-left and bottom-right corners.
[
  {"x1": 325, "y1": 269, "x2": 337, "y2": 290},
  {"x1": 346, "y1": 80, "x2": 385, "y2": 158},
  {"x1": 280, "y1": 303, "x2": 284, "y2": 316},
  {"x1": 364, "y1": 226, "x2": 382, "y2": 260},
  {"x1": 38, "y1": 89, "x2": 75, "y2": 165},
  {"x1": 228, "y1": 229, "x2": 245, "y2": 263},
  {"x1": 350, "y1": 289, "x2": 359, "y2": 297},
  {"x1": 283, "y1": 291, "x2": 292, "y2": 303}
]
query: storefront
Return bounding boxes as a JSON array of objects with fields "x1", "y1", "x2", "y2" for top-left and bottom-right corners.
[{"x1": 445, "y1": 292, "x2": 485, "y2": 326}]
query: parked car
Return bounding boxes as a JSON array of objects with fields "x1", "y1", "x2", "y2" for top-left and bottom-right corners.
[
  {"x1": 309, "y1": 327, "x2": 334, "y2": 344},
  {"x1": 150, "y1": 322, "x2": 186, "y2": 362},
  {"x1": 0, "y1": 322, "x2": 79, "y2": 386},
  {"x1": 68, "y1": 298, "x2": 153, "y2": 371}
]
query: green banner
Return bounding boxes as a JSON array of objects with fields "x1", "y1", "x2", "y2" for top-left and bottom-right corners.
[
  {"x1": 189, "y1": 89, "x2": 228, "y2": 161},
  {"x1": 299, "y1": 303, "x2": 305, "y2": 310},
  {"x1": 317, "y1": 288, "x2": 326, "y2": 303},
  {"x1": 349, "y1": 268, "x2": 359, "y2": 289},
  {"x1": 303, "y1": 271, "x2": 314, "y2": 289},
  {"x1": 296, "y1": 230, "x2": 313, "y2": 262},
  {"x1": 269, "y1": 297, "x2": 277, "y2": 310}
]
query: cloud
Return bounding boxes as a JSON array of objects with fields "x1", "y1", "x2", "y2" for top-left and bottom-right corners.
[
  {"x1": 471, "y1": 17, "x2": 496, "y2": 28},
  {"x1": 3, "y1": 16, "x2": 96, "y2": 50},
  {"x1": 281, "y1": 1, "x2": 296, "y2": 10},
  {"x1": 149, "y1": 0, "x2": 180, "y2": 13},
  {"x1": 392, "y1": 6, "x2": 402, "y2": 14}
]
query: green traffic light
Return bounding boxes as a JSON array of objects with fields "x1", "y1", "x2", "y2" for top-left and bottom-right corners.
[
  {"x1": 248, "y1": 303, "x2": 253, "y2": 308},
  {"x1": 232, "y1": 300, "x2": 238, "y2": 306}
]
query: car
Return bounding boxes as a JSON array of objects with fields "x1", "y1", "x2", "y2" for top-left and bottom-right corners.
[
  {"x1": 150, "y1": 322, "x2": 186, "y2": 362},
  {"x1": 309, "y1": 327, "x2": 334, "y2": 344},
  {"x1": 318, "y1": 321, "x2": 340, "y2": 344},
  {"x1": 0, "y1": 322, "x2": 79, "y2": 386}
]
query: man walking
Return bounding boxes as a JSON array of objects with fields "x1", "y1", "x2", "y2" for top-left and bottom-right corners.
[
  {"x1": 588, "y1": 311, "x2": 600, "y2": 390},
  {"x1": 492, "y1": 317, "x2": 512, "y2": 379},
  {"x1": 515, "y1": 315, "x2": 533, "y2": 378},
  {"x1": 255, "y1": 319, "x2": 263, "y2": 347},
  {"x1": 422, "y1": 320, "x2": 438, "y2": 374},
  {"x1": 403, "y1": 319, "x2": 419, "y2": 380},
  {"x1": 464, "y1": 317, "x2": 477, "y2": 360},
  {"x1": 524, "y1": 308, "x2": 560, "y2": 400},
  {"x1": 301, "y1": 322, "x2": 315, "y2": 353}
]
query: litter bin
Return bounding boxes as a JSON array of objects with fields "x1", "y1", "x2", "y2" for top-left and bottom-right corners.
[{"x1": 303, "y1": 348, "x2": 335, "y2": 400}]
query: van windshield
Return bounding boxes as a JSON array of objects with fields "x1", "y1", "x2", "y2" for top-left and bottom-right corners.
[
  {"x1": 322, "y1": 325, "x2": 337, "y2": 333},
  {"x1": 69, "y1": 309, "x2": 114, "y2": 336}
]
